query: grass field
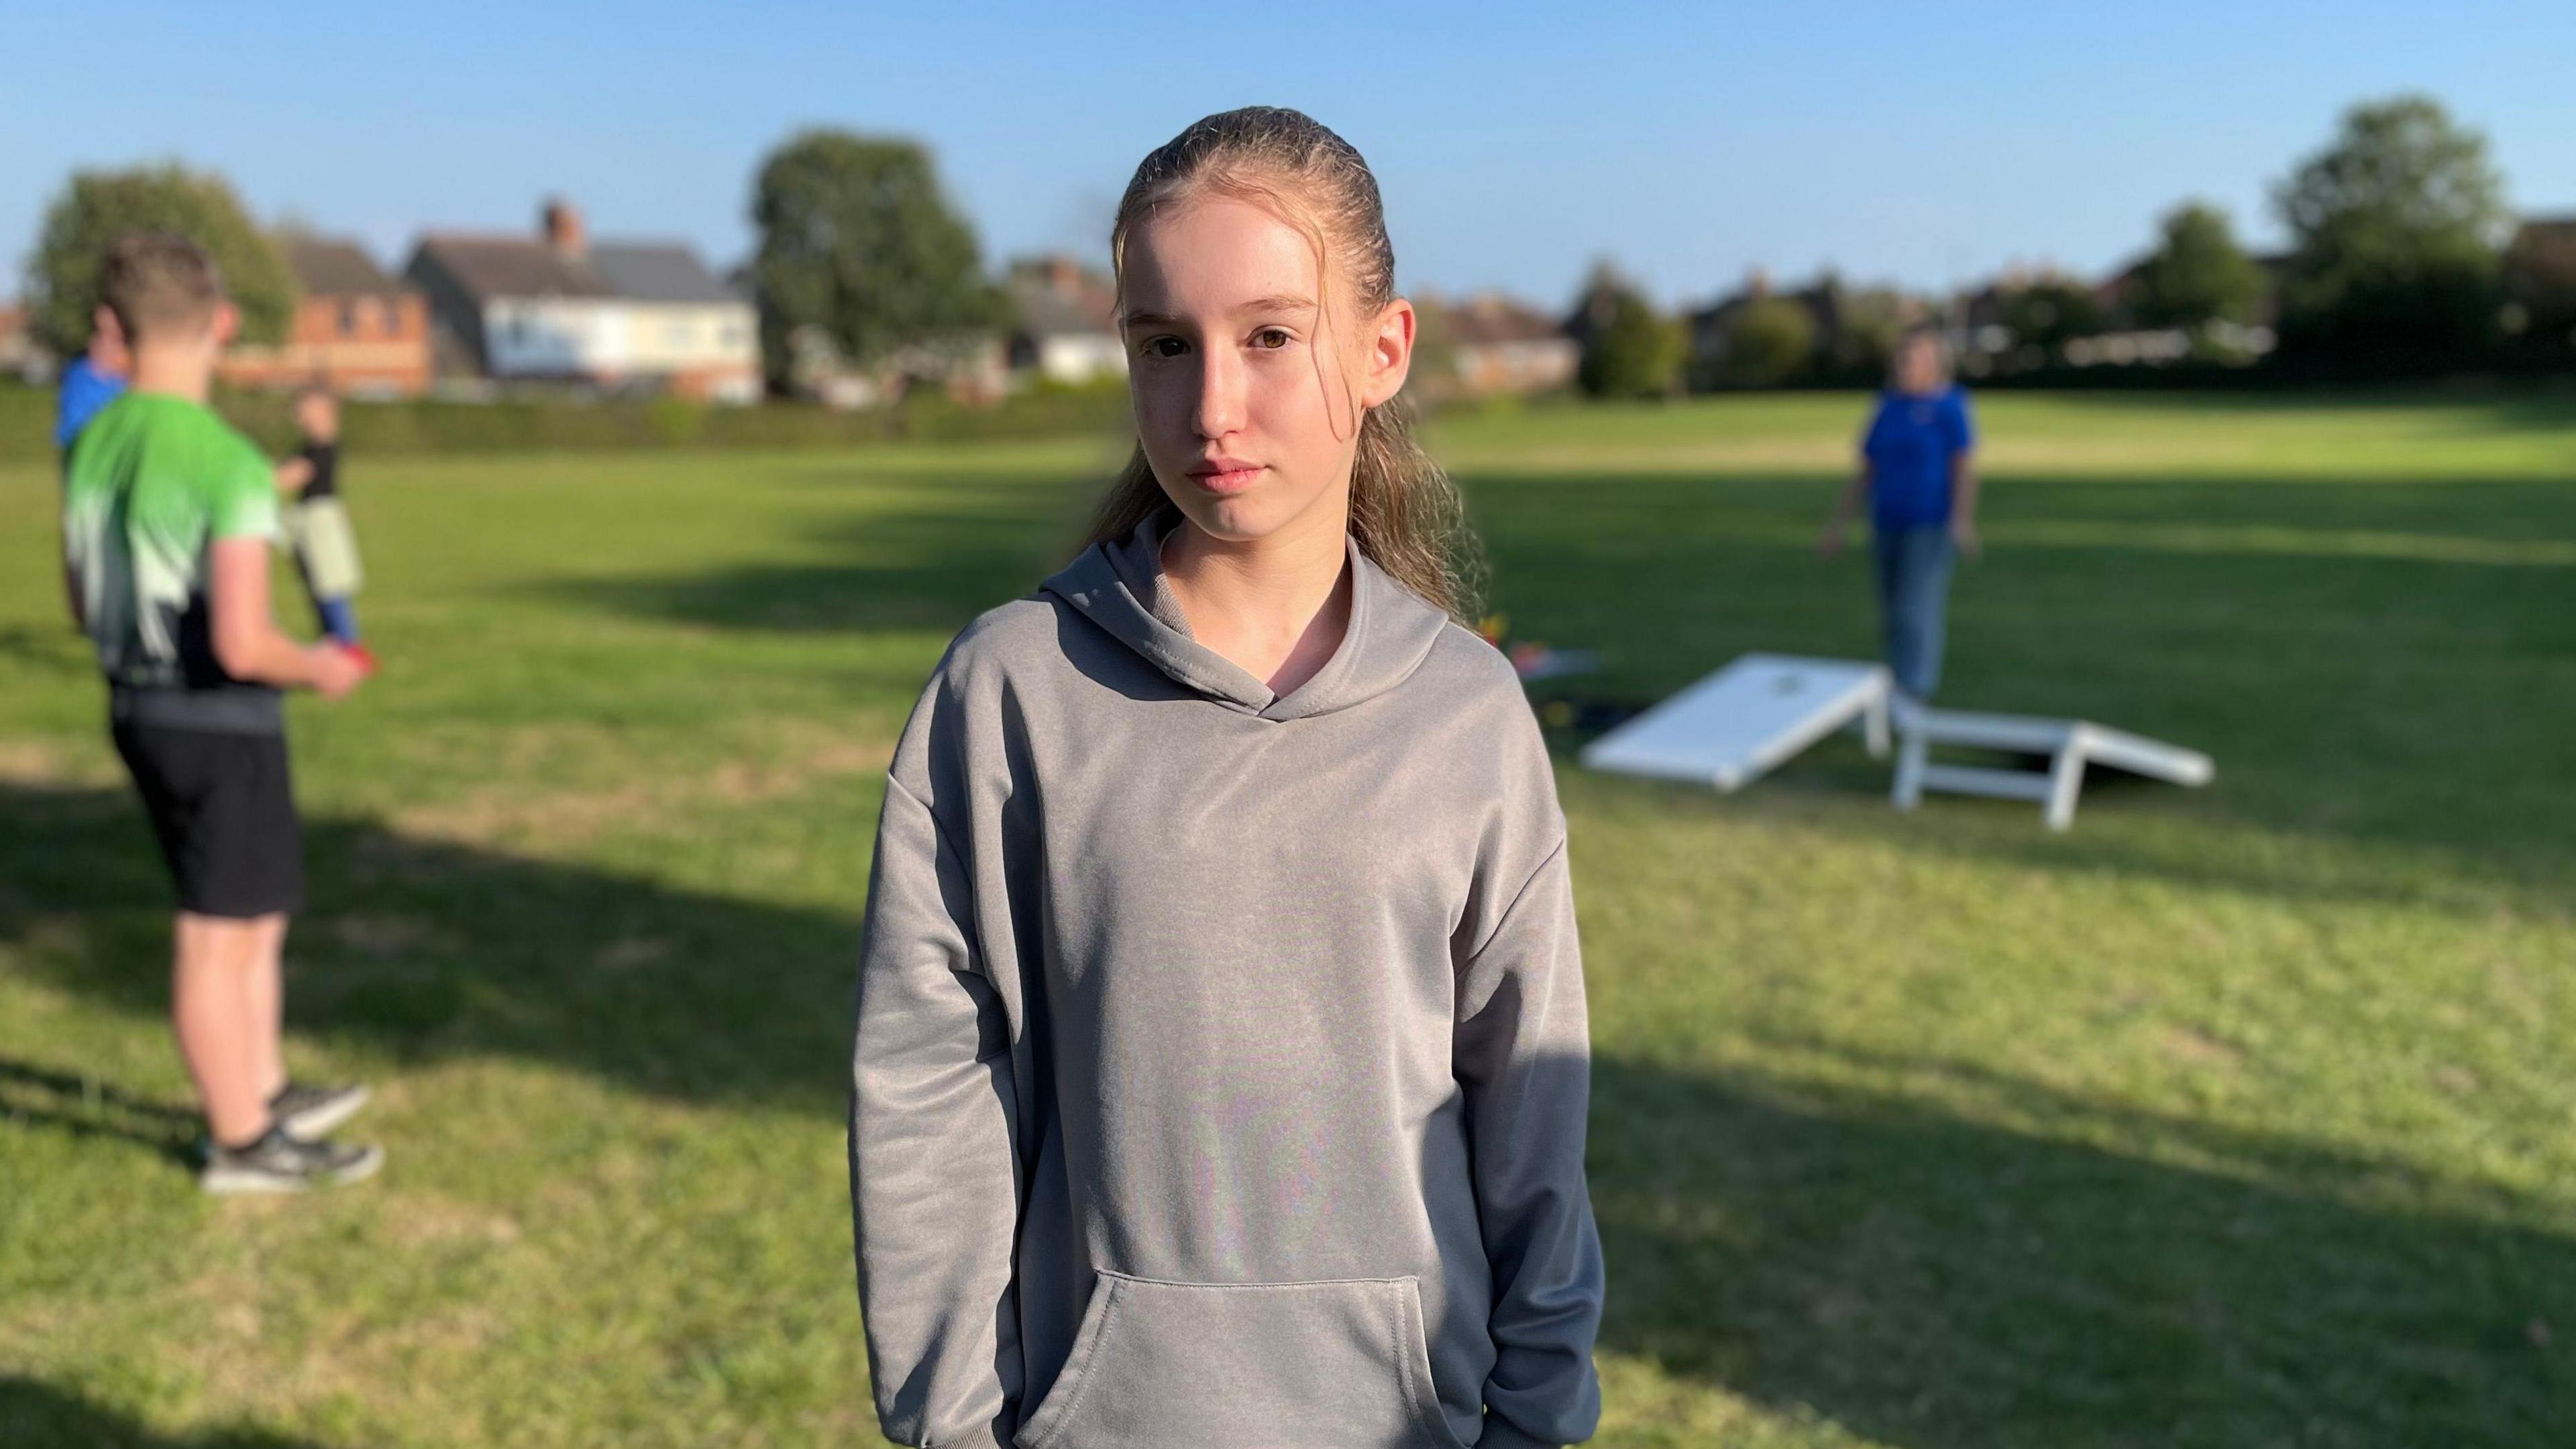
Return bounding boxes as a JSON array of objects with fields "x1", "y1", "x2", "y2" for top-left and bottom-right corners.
[{"x1": 3, "y1": 392, "x2": 2572, "y2": 1448}]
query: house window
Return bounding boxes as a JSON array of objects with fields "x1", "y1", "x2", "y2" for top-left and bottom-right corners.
[
  {"x1": 667, "y1": 319, "x2": 692, "y2": 347},
  {"x1": 338, "y1": 301, "x2": 360, "y2": 337}
]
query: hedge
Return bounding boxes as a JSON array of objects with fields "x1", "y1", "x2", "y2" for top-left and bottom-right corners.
[{"x1": 0, "y1": 377, "x2": 1136, "y2": 464}]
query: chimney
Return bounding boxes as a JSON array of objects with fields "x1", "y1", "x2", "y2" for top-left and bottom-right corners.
[
  {"x1": 542, "y1": 197, "x2": 586, "y2": 257},
  {"x1": 1746, "y1": 266, "x2": 1771, "y2": 299},
  {"x1": 1047, "y1": 255, "x2": 1081, "y2": 294}
]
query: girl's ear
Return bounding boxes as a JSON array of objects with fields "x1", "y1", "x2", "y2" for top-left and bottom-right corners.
[{"x1": 1359, "y1": 297, "x2": 1415, "y2": 410}]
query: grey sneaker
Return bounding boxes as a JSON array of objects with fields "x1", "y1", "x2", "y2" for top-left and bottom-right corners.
[
  {"x1": 200, "y1": 1126, "x2": 384, "y2": 1195},
  {"x1": 270, "y1": 1081, "x2": 370, "y2": 1140}
]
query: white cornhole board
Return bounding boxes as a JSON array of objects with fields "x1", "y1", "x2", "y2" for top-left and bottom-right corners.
[
  {"x1": 1580, "y1": 654, "x2": 1890, "y2": 792},
  {"x1": 1892, "y1": 707, "x2": 2213, "y2": 832}
]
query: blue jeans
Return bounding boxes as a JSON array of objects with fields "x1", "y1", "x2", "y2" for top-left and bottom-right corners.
[
  {"x1": 1873, "y1": 525, "x2": 1954, "y2": 700},
  {"x1": 313, "y1": 596, "x2": 361, "y2": 645}
]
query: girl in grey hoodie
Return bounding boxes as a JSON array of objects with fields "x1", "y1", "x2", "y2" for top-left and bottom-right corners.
[{"x1": 851, "y1": 106, "x2": 1604, "y2": 1449}]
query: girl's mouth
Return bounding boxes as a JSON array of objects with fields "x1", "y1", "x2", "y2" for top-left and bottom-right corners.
[{"x1": 1189, "y1": 463, "x2": 1264, "y2": 494}]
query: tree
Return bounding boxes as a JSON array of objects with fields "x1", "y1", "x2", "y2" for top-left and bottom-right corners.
[
  {"x1": 2502, "y1": 221, "x2": 2576, "y2": 362},
  {"x1": 2271, "y1": 94, "x2": 2510, "y2": 370},
  {"x1": 749, "y1": 130, "x2": 1004, "y2": 389},
  {"x1": 1829, "y1": 286, "x2": 1919, "y2": 380},
  {"x1": 1721, "y1": 297, "x2": 1817, "y2": 388},
  {"x1": 1407, "y1": 292, "x2": 1462, "y2": 396},
  {"x1": 1573, "y1": 270, "x2": 1683, "y2": 398},
  {"x1": 23, "y1": 164, "x2": 299, "y2": 356},
  {"x1": 2130, "y1": 201, "x2": 2267, "y2": 331},
  {"x1": 1999, "y1": 278, "x2": 2108, "y2": 356}
]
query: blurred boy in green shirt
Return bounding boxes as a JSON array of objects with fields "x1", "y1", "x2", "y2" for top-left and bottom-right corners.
[{"x1": 61, "y1": 233, "x2": 382, "y2": 1193}]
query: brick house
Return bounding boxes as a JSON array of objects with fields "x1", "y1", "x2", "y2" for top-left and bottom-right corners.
[
  {"x1": 1414, "y1": 292, "x2": 1577, "y2": 399},
  {"x1": 215, "y1": 236, "x2": 433, "y2": 396}
]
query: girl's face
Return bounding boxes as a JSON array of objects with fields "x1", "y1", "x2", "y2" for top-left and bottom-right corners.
[{"x1": 1120, "y1": 193, "x2": 1411, "y2": 545}]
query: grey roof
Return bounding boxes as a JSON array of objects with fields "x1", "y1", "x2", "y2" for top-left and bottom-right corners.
[
  {"x1": 1432, "y1": 293, "x2": 1566, "y2": 347},
  {"x1": 411, "y1": 235, "x2": 610, "y2": 300},
  {"x1": 590, "y1": 243, "x2": 744, "y2": 305},
  {"x1": 282, "y1": 237, "x2": 407, "y2": 297},
  {"x1": 1007, "y1": 264, "x2": 1118, "y2": 339},
  {"x1": 407, "y1": 234, "x2": 743, "y2": 307}
]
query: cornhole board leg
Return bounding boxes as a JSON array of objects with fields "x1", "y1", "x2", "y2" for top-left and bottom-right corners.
[
  {"x1": 1892, "y1": 726, "x2": 1928, "y2": 810},
  {"x1": 2044, "y1": 746, "x2": 2086, "y2": 832},
  {"x1": 1842, "y1": 690, "x2": 1895, "y2": 760},
  {"x1": 1893, "y1": 710, "x2": 2213, "y2": 830}
]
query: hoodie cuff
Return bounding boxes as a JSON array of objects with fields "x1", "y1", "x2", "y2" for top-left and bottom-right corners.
[
  {"x1": 922, "y1": 1419, "x2": 1014, "y2": 1449},
  {"x1": 1474, "y1": 1418, "x2": 1565, "y2": 1449}
]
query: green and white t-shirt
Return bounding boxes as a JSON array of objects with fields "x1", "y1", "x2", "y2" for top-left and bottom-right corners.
[{"x1": 62, "y1": 393, "x2": 285, "y2": 730}]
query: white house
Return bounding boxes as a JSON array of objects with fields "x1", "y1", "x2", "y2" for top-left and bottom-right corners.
[
  {"x1": 1006, "y1": 255, "x2": 1126, "y2": 386},
  {"x1": 405, "y1": 200, "x2": 759, "y2": 401}
]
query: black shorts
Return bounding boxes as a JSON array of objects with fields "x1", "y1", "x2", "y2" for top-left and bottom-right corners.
[{"x1": 111, "y1": 720, "x2": 305, "y2": 919}]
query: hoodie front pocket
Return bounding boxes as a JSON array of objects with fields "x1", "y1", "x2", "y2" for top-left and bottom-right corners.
[{"x1": 1014, "y1": 1271, "x2": 1464, "y2": 1449}]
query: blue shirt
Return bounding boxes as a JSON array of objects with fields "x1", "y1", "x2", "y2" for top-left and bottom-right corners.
[
  {"x1": 1861, "y1": 385, "x2": 1974, "y2": 531},
  {"x1": 55, "y1": 354, "x2": 129, "y2": 451}
]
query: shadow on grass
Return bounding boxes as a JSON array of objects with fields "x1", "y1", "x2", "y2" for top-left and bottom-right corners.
[
  {"x1": 0, "y1": 781, "x2": 863, "y2": 1118},
  {"x1": 7, "y1": 777, "x2": 2569, "y2": 1444},
  {"x1": 534, "y1": 472, "x2": 1094, "y2": 637},
  {"x1": 0, "y1": 1376, "x2": 325, "y2": 1448},
  {"x1": 0, "y1": 624, "x2": 92, "y2": 678},
  {"x1": 0, "y1": 1057, "x2": 199, "y2": 1165},
  {"x1": 1591, "y1": 1053, "x2": 2575, "y2": 1448}
]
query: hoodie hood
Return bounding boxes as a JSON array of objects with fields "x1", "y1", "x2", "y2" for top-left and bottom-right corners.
[{"x1": 1039, "y1": 506, "x2": 1452, "y2": 722}]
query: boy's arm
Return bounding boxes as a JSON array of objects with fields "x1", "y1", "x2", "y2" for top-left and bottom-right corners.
[
  {"x1": 209, "y1": 539, "x2": 362, "y2": 695},
  {"x1": 275, "y1": 455, "x2": 314, "y2": 496},
  {"x1": 1949, "y1": 452, "x2": 1982, "y2": 559},
  {"x1": 1819, "y1": 461, "x2": 1870, "y2": 559}
]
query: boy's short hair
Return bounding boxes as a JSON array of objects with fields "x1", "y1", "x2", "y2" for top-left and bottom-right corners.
[{"x1": 99, "y1": 233, "x2": 227, "y2": 342}]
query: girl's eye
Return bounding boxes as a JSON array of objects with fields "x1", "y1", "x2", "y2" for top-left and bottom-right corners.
[
  {"x1": 1140, "y1": 335, "x2": 1188, "y2": 360},
  {"x1": 1252, "y1": 328, "x2": 1293, "y2": 350}
]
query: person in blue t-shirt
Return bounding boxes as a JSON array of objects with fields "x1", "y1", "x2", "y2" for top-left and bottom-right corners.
[
  {"x1": 1819, "y1": 325, "x2": 1981, "y2": 705},
  {"x1": 54, "y1": 306, "x2": 132, "y2": 453}
]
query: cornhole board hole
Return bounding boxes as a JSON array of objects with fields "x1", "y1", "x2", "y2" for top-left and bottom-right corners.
[
  {"x1": 1892, "y1": 707, "x2": 2213, "y2": 831},
  {"x1": 1579, "y1": 654, "x2": 1890, "y2": 792}
]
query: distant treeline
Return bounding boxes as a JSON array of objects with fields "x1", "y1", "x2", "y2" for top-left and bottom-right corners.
[{"x1": 1570, "y1": 94, "x2": 2576, "y2": 396}]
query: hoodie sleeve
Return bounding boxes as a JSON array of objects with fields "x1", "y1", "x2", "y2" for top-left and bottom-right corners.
[
  {"x1": 1454, "y1": 833, "x2": 1606, "y2": 1448},
  {"x1": 850, "y1": 753, "x2": 1024, "y2": 1449}
]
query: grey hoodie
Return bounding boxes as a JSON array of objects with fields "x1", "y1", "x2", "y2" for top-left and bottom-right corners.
[{"x1": 850, "y1": 506, "x2": 1603, "y2": 1449}]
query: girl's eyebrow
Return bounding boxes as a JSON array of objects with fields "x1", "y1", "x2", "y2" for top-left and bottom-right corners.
[
  {"x1": 1119, "y1": 295, "x2": 1318, "y2": 331},
  {"x1": 1237, "y1": 292, "x2": 1316, "y2": 315}
]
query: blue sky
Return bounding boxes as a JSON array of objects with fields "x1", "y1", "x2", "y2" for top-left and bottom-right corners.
[{"x1": 5, "y1": 3, "x2": 2571, "y2": 309}]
